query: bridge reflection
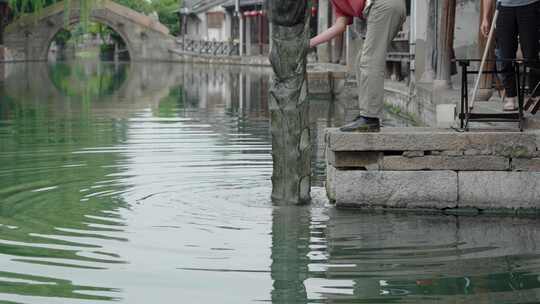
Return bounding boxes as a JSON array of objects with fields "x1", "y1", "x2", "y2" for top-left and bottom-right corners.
[{"x1": 1, "y1": 62, "x2": 275, "y2": 120}]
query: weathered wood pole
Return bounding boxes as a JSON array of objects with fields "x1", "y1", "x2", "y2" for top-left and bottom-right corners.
[
  {"x1": 267, "y1": 0, "x2": 311, "y2": 205},
  {"x1": 477, "y1": 0, "x2": 496, "y2": 101},
  {"x1": 434, "y1": 0, "x2": 456, "y2": 89}
]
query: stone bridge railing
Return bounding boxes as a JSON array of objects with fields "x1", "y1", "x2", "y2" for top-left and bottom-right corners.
[{"x1": 175, "y1": 38, "x2": 239, "y2": 56}]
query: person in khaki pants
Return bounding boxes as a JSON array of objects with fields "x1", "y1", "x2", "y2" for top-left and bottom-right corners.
[{"x1": 310, "y1": 0, "x2": 406, "y2": 132}]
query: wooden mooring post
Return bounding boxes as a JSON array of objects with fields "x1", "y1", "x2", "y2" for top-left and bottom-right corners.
[{"x1": 267, "y1": 0, "x2": 311, "y2": 205}]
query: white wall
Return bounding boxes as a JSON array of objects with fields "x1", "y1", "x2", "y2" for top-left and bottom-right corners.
[{"x1": 203, "y1": 6, "x2": 228, "y2": 41}]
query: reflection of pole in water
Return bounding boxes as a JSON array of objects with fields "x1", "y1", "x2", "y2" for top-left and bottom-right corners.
[
  {"x1": 270, "y1": 206, "x2": 310, "y2": 303},
  {"x1": 267, "y1": 0, "x2": 311, "y2": 205},
  {"x1": 239, "y1": 71, "x2": 244, "y2": 111}
]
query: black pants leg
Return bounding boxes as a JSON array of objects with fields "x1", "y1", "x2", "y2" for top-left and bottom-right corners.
[
  {"x1": 516, "y1": 2, "x2": 540, "y2": 97},
  {"x1": 496, "y1": 6, "x2": 519, "y2": 98}
]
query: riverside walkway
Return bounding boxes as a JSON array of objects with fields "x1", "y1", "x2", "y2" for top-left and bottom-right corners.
[{"x1": 325, "y1": 106, "x2": 540, "y2": 214}]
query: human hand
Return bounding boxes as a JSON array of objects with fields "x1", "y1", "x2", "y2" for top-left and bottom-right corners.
[
  {"x1": 480, "y1": 18, "x2": 491, "y2": 37},
  {"x1": 309, "y1": 38, "x2": 315, "y2": 49}
]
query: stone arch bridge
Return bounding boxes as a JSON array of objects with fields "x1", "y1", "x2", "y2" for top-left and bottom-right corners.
[{"x1": 5, "y1": 0, "x2": 176, "y2": 61}]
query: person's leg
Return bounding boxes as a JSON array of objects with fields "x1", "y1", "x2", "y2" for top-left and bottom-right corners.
[
  {"x1": 341, "y1": 0, "x2": 405, "y2": 132},
  {"x1": 495, "y1": 6, "x2": 519, "y2": 99},
  {"x1": 516, "y1": 1, "x2": 540, "y2": 98},
  {"x1": 357, "y1": 0, "x2": 406, "y2": 119}
]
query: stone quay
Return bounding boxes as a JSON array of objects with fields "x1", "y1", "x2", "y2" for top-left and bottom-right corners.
[{"x1": 325, "y1": 127, "x2": 540, "y2": 214}]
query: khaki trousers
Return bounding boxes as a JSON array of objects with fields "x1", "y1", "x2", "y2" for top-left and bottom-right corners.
[{"x1": 356, "y1": 0, "x2": 406, "y2": 119}]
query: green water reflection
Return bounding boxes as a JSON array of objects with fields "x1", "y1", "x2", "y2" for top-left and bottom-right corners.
[
  {"x1": 0, "y1": 61, "x2": 540, "y2": 303},
  {"x1": 0, "y1": 62, "x2": 131, "y2": 302},
  {"x1": 49, "y1": 62, "x2": 128, "y2": 100}
]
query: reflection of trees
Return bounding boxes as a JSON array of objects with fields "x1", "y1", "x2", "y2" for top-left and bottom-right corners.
[
  {"x1": 0, "y1": 271, "x2": 117, "y2": 301},
  {"x1": 0, "y1": 78, "x2": 15, "y2": 120},
  {"x1": 48, "y1": 61, "x2": 128, "y2": 100},
  {"x1": 0, "y1": 73, "x2": 130, "y2": 249},
  {"x1": 156, "y1": 86, "x2": 184, "y2": 117},
  {"x1": 0, "y1": 61, "x2": 131, "y2": 301}
]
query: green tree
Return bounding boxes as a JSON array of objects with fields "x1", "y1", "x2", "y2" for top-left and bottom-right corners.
[
  {"x1": 53, "y1": 27, "x2": 71, "y2": 46},
  {"x1": 115, "y1": 0, "x2": 152, "y2": 15},
  {"x1": 151, "y1": 0, "x2": 179, "y2": 35},
  {"x1": 8, "y1": 0, "x2": 57, "y2": 16}
]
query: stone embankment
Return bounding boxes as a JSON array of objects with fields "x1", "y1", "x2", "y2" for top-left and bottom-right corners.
[{"x1": 326, "y1": 128, "x2": 540, "y2": 213}]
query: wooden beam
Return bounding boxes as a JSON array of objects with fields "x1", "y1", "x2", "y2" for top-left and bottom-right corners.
[{"x1": 434, "y1": 0, "x2": 456, "y2": 89}]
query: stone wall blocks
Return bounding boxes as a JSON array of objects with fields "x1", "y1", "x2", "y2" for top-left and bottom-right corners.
[
  {"x1": 328, "y1": 130, "x2": 538, "y2": 156},
  {"x1": 381, "y1": 156, "x2": 509, "y2": 171},
  {"x1": 496, "y1": 145, "x2": 535, "y2": 158},
  {"x1": 328, "y1": 151, "x2": 381, "y2": 169},
  {"x1": 511, "y1": 158, "x2": 540, "y2": 172},
  {"x1": 326, "y1": 165, "x2": 337, "y2": 202},
  {"x1": 334, "y1": 170, "x2": 458, "y2": 209},
  {"x1": 403, "y1": 150, "x2": 424, "y2": 157},
  {"x1": 458, "y1": 172, "x2": 540, "y2": 209},
  {"x1": 441, "y1": 150, "x2": 464, "y2": 156},
  {"x1": 326, "y1": 129, "x2": 540, "y2": 212}
]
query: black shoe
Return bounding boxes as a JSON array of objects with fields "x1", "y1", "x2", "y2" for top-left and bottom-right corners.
[{"x1": 339, "y1": 115, "x2": 380, "y2": 132}]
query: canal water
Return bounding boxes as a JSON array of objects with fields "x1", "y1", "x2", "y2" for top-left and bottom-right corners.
[{"x1": 1, "y1": 61, "x2": 540, "y2": 303}]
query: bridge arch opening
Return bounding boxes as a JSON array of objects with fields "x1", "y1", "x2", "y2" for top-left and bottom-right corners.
[{"x1": 47, "y1": 21, "x2": 132, "y2": 62}]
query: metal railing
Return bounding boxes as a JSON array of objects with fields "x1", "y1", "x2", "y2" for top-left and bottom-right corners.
[{"x1": 175, "y1": 38, "x2": 240, "y2": 56}]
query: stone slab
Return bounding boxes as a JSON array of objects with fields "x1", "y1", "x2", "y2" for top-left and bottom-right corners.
[
  {"x1": 326, "y1": 165, "x2": 337, "y2": 202},
  {"x1": 327, "y1": 151, "x2": 381, "y2": 169},
  {"x1": 334, "y1": 170, "x2": 458, "y2": 209},
  {"x1": 403, "y1": 150, "x2": 424, "y2": 157},
  {"x1": 327, "y1": 128, "x2": 538, "y2": 157},
  {"x1": 512, "y1": 158, "x2": 540, "y2": 171},
  {"x1": 458, "y1": 172, "x2": 540, "y2": 209},
  {"x1": 381, "y1": 156, "x2": 509, "y2": 171}
]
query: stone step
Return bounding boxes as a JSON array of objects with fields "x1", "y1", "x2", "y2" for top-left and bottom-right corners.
[
  {"x1": 327, "y1": 128, "x2": 540, "y2": 158},
  {"x1": 328, "y1": 151, "x2": 512, "y2": 171},
  {"x1": 332, "y1": 170, "x2": 458, "y2": 209},
  {"x1": 330, "y1": 168, "x2": 540, "y2": 210},
  {"x1": 459, "y1": 172, "x2": 540, "y2": 209},
  {"x1": 326, "y1": 127, "x2": 540, "y2": 212},
  {"x1": 381, "y1": 155, "x2": 510, "y2": 171}
]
